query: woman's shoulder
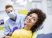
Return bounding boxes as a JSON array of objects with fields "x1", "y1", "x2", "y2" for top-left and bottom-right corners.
[{"x1": 32, "y1": 32, "x2": 37, "y2": 38}]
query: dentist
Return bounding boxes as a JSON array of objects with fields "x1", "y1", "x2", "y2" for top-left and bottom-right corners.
[{"x1": 3, "y1": 5, "x2": 25, "y2": 38}]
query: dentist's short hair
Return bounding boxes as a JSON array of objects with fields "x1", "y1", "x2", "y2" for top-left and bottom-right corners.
[{"x1": 5, "y1": 5, "x2": 13, "y2": 9}]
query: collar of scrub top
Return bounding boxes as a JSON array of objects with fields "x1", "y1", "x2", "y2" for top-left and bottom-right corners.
[{"x1": 10, "y1": 14, "x2": 17, "y2": 21}]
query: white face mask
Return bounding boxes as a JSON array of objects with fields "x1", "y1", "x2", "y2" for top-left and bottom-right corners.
[{"x1": 7, "y1": 11, "x2": 17, "y2": 20}]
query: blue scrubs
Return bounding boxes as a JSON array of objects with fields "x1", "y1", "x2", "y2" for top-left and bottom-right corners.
[{"x1": 4, "y1": 13, "x2": 25, "y2": 36}]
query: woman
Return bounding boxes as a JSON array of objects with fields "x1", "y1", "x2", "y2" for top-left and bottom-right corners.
[{"x1": 11, "y1": 9, "x2": 46, "y2": 38}]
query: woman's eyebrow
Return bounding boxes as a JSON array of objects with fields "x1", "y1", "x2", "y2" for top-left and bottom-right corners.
[{"x1": 32, "y1": 16, "x2": 36, "y2": 18}]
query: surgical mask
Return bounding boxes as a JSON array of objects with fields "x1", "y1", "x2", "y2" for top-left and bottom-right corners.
[{"x1": 7, "y1": 11, "x2": 17, "y2": 21}]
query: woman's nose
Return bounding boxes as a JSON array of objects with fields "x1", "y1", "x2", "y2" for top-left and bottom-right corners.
[{"x1": 28, "y1": 17, "x2": 32, "y2": 21}]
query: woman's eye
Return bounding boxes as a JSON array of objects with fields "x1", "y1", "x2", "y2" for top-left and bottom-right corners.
[
  {"x1": 11, "y1": 10, "x2": 12, "y2": 12},
  {"x1": 34, "y1": 19, "x2": 35, "y2": 21},
  {"x1": 33, "y1": 18, "x2": 35, "y2": 21},
  {"x1": 29, "y1": 15, "x2": 32, "y2": 17}
]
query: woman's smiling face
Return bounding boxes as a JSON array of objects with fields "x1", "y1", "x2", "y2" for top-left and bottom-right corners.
[{"x1": 24, "y1": 13, "x2": 38, "y2": 29}]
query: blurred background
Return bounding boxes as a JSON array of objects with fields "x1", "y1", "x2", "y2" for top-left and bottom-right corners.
[{"x1": 0, "y1": 0, "x2": 52, "y2": 38}]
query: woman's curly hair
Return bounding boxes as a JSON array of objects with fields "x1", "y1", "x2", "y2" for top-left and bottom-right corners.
[{"x1": 27, "y1": 9, "x2": 46, "y2": 32}]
